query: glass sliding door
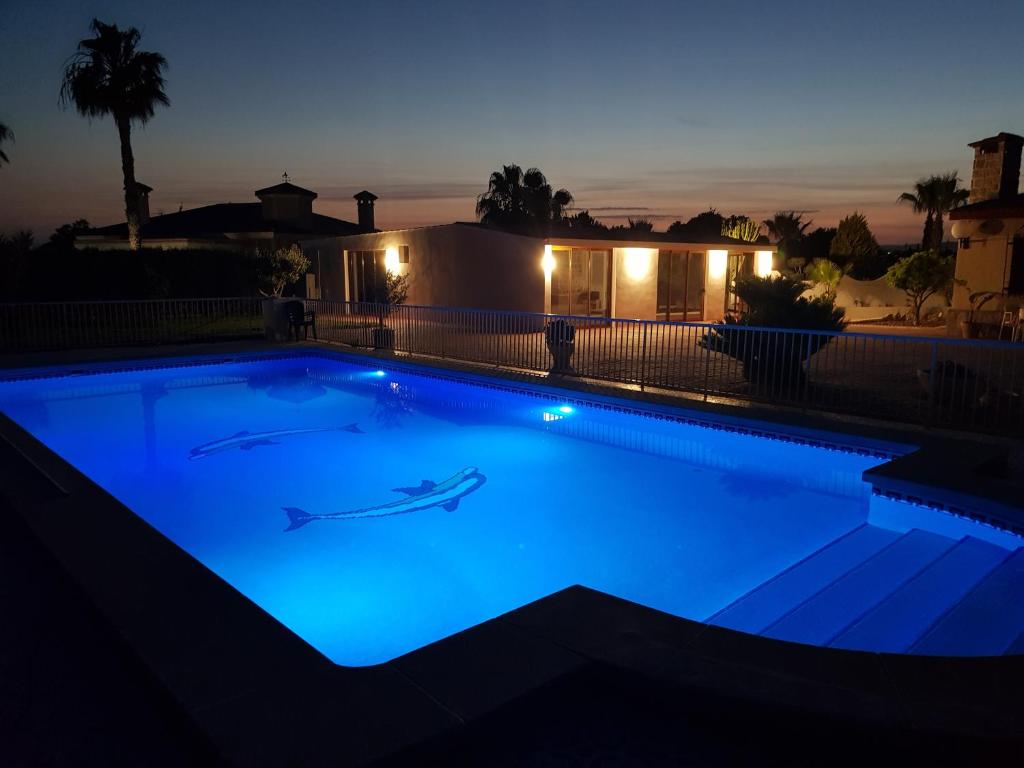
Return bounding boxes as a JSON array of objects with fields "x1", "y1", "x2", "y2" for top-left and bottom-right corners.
[
  {"x1": 725, "y1": 252, "x2": 754, "y2": 315},
  {"x1": 550, "y1": 247, "x2": 611, "y2": 317},
  {"x1": 347, "y1": 250, "x2": 386, "y2": 303},
  {"x1": 550, "y1": 248, "x2": 572, "y2": 315},
  {"x1": 656, "y1": 250, "x2": 705, "y2": 320}
]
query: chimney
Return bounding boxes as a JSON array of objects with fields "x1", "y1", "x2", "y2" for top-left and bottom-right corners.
[
  {"x1": 967, "y1": 132, "x2": 1023, "y2": 203},
  {"x1": 354, "y1": 190, "x2": 378, "y2": 231},
  {"x1": 254, "y1": 181, "x2": 316, "y2": 229},
  {"x1": 135, "y1": 182, "x2": 152, "y2": 226}
]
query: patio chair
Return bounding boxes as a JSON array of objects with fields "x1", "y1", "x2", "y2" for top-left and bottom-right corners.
[{"x1": 285, "y1": 300, "x2": 317, "y2": 341}]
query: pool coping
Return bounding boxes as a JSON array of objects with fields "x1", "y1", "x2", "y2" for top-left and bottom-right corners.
[{"x1": 1, "y1": 344, "x2": 1023, "y2": 764}]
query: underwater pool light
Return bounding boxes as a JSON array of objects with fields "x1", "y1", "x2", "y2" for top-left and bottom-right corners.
[
  {"x1": 374, "y1": 370, "x2": 387, "y2": 377},
  {"x1": 558, "y1": 405, "x2": 574, "y2": 414}
]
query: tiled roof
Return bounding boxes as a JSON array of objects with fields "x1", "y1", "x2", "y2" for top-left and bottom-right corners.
[
  {"x1": 254, "y1": 182, "x2": 317, "y2": 198},
  {"x1": 82, "y1": 202, "x2": 361, "y2": 240},
  {"x1": 949, "y1": 194, "x2": 1024, "y2": 220}
]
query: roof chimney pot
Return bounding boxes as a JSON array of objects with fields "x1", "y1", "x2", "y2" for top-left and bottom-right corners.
[
  {"x1": 354, "y1": 190, "x2": 377, "y2": 231},
  {"x1": 967, "y1": 132, "x2": 1024, "y2": 204}
]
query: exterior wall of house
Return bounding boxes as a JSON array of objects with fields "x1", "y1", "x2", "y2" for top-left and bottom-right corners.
[
  {"x1": 320, "y1": 225, "x2": 547, "y2": 312},
  {"x1": 310, "y1": 228, "x2": 768, "y2": 322},
  {"x1": 950, "y1": 217, "x2": 1024, "y2": 310}
]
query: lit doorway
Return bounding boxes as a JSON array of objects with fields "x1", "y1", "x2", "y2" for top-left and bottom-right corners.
[{"x1": 550, "y1": 248, "x2": 611, "y2": 316}]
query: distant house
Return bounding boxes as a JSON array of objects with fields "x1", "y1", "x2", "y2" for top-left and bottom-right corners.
[
  {"x1": 302, "y1": 224, "x2": 775, "y2": 323},
  {"x1": 950, "y1": 132, "x2": 1024, "y2": 322},
  {"x1": 76, "y1": 182, "x2": 371, "y2": 252}
]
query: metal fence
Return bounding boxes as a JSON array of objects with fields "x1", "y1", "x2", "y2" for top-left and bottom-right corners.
[
  {"x1": 0, "y1": 297, "x2": 264, "y2": 353},
  {"x1": 1, "y1": 297, "x2": 1021, "y2": 436},
  {"x1": 307, "y1": 300, "x2": 1024, "y2": 436}
]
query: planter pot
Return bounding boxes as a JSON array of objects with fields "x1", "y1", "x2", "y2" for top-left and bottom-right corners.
[
  {"x1": 372, "y1": 326, "x2": 396, "y2": 351},
  {"x1": 960, "y1": 319, "x2": 977, "y2": 339},
  {"x1": 546, "y1": 341, "x2": 576, "y2": 375},
  {"x1": 262, "y1": 297, "x2": 290, "y2": 342}
]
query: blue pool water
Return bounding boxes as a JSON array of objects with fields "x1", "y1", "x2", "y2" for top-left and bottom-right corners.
[{"x1": 2, "y1": 354, "x2": 1022, "y2": 665}]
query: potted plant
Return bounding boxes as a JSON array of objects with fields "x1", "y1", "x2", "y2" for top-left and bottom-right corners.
[
  {"x1": 372, "y1": 270, "x2": 409, "y2": 350},
  {"x1": 254, "y1": 244, "x2": 311, "y2": 341},
  {"x1": 959, "y1": 289, "x2": 1000, "y2": 339},
  {"x1": 544, "y1": 318, "x2": 576, "y2": 375}
]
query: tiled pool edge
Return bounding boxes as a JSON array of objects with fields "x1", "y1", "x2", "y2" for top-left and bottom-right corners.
[{"x1": 2, "y1": 347, "x2": 1023, "y2": 764}]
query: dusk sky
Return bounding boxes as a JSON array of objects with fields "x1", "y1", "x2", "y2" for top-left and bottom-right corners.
[{"x1": 2, "y1": 0, "x2": 1023, "y2": 242}]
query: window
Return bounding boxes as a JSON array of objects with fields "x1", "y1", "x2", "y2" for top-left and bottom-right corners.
[{"x1": 398, "y1": 245, "x2": 410, "y2": 264}]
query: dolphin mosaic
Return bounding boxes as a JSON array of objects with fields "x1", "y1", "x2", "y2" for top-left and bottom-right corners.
[
  {"x1": 188, "y1": 424, "x2": 363, "y2": 459},
  {"x1": 282, "y1": 467, "x2": 486, "y2": 531}
]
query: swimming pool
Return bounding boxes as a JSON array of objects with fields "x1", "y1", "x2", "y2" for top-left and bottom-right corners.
[{"x1": 1, "y1": 352, "x2": 1021, "y2": 665}]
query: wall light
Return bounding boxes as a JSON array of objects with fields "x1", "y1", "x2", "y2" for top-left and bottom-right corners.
[
  {"x1": 541, "y1": 244, "x2": 556, "y2": 275},
  {"x1": 755, "y1": 250, "x2": 773, "y2": 277},
  {"x1": 384, "y1": 246, "x2": 400, "y2": 273},
  {"x1": 623, "y1": 248, "x2": 654, "y2": 281},
  {"x1": 708, "y1": 250, "x2": 728, "y2": 280}
]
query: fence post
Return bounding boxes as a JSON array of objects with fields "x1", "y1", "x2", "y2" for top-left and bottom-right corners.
[
  {"x1": 702, "y1": 326, "x2": 713, "y2": 402},
  {"x1": 926, "y1": 338, "x2": 938, "y2": 427},
  {"x1": 639, "y1": 321, "x2": 649, "y2": 392}
]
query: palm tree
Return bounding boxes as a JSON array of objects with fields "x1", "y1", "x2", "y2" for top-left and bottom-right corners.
[
  {"x1": 930, "y1": 172, "x2": 969, "y2": 249},
  {"x1": 476, "y1": 164, "x2": 573, "y2": 234},
  {"x1": 60, "y1": 19, "x2": 169, "y2": 250},
  {"x1": 0, "y1": 122, "x2": 12, "y2": 166},
  {"x1": 762, "y1": 211, "x2": 811, "y2": 262},
  {"x1": 898, "y1": 173, "x2": 968, "y2": 251}
]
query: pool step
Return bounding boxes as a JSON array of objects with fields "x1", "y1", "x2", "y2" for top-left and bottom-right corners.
[
  {"x1": 1006, "y1": 630, "x2": 1024, "y2": 656},
  {"x1": 829, "y1": 536, "x2": 1010, "y2": 654},
  {"x1": 707, "y1": 525, "x2": 901, "y2": 635},
  {"x1": 909, "y1": 548, "x2": 1024, "y2": 656},
  {"x1": 761, "y1": 529, "x2": 956, "y2": 646}
]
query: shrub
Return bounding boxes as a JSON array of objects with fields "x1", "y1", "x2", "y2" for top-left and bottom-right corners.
[
  {"x1": 805, "y1": 258, "x2": 846, "y2": 300},
  {"x1": 699, "y1": 275, "x2": 846, "y2": 390}
]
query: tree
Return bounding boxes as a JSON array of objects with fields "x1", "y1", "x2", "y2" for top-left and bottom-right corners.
[
  {"x1": 562, "y1": 210, "x2": 607, "y2": 232},
  {"x1": 699, "y1": 275, "x2": 845, "y2": 390},
  {"x1": 61, "y1": 19, "x2": 169, "y2": 251},
  {"x1": 49, "y1": 219, "x2": 92, "y2": 248},
  {"x1": 801, "y1": 227, "x2": 836, "y2": 265},
  {"x1": 763, "y1": 211, "x2": 812, "y2": 263},
  {"x1": 0, "y1": 230, "x2": 35, "y2": 300},
  {"x1": 254, "y1": 244, "x2": 310, "y2": 296},
  {"x1": 0, "y1": 122, "x2": 12, "y2": 166},
  {"x1": 830, "y1": 212, "x2": 879, "y2": 278},
  {"x1": 898, "y1": 173, "x2": 968, "y2": 251},
  {"x1": 626, "y1": 216, "x2": 653, "y2": 233},
  {"x1": 476, "y1": 165, "x2": 573, "y2": 234},
  {"x1": 721, "y1": 215, "x2": 760, "y2": 242},
  {"x1": 667, "y1": 209, "x2": 723, "y2": 239},
  {"x1": 884, "y1": 250, "x2": 955, "y2": 325}
]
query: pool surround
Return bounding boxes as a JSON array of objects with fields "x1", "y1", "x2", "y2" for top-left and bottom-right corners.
[{"x1": 1, "y1": 344, "x2": 1023, "y2": 765}]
